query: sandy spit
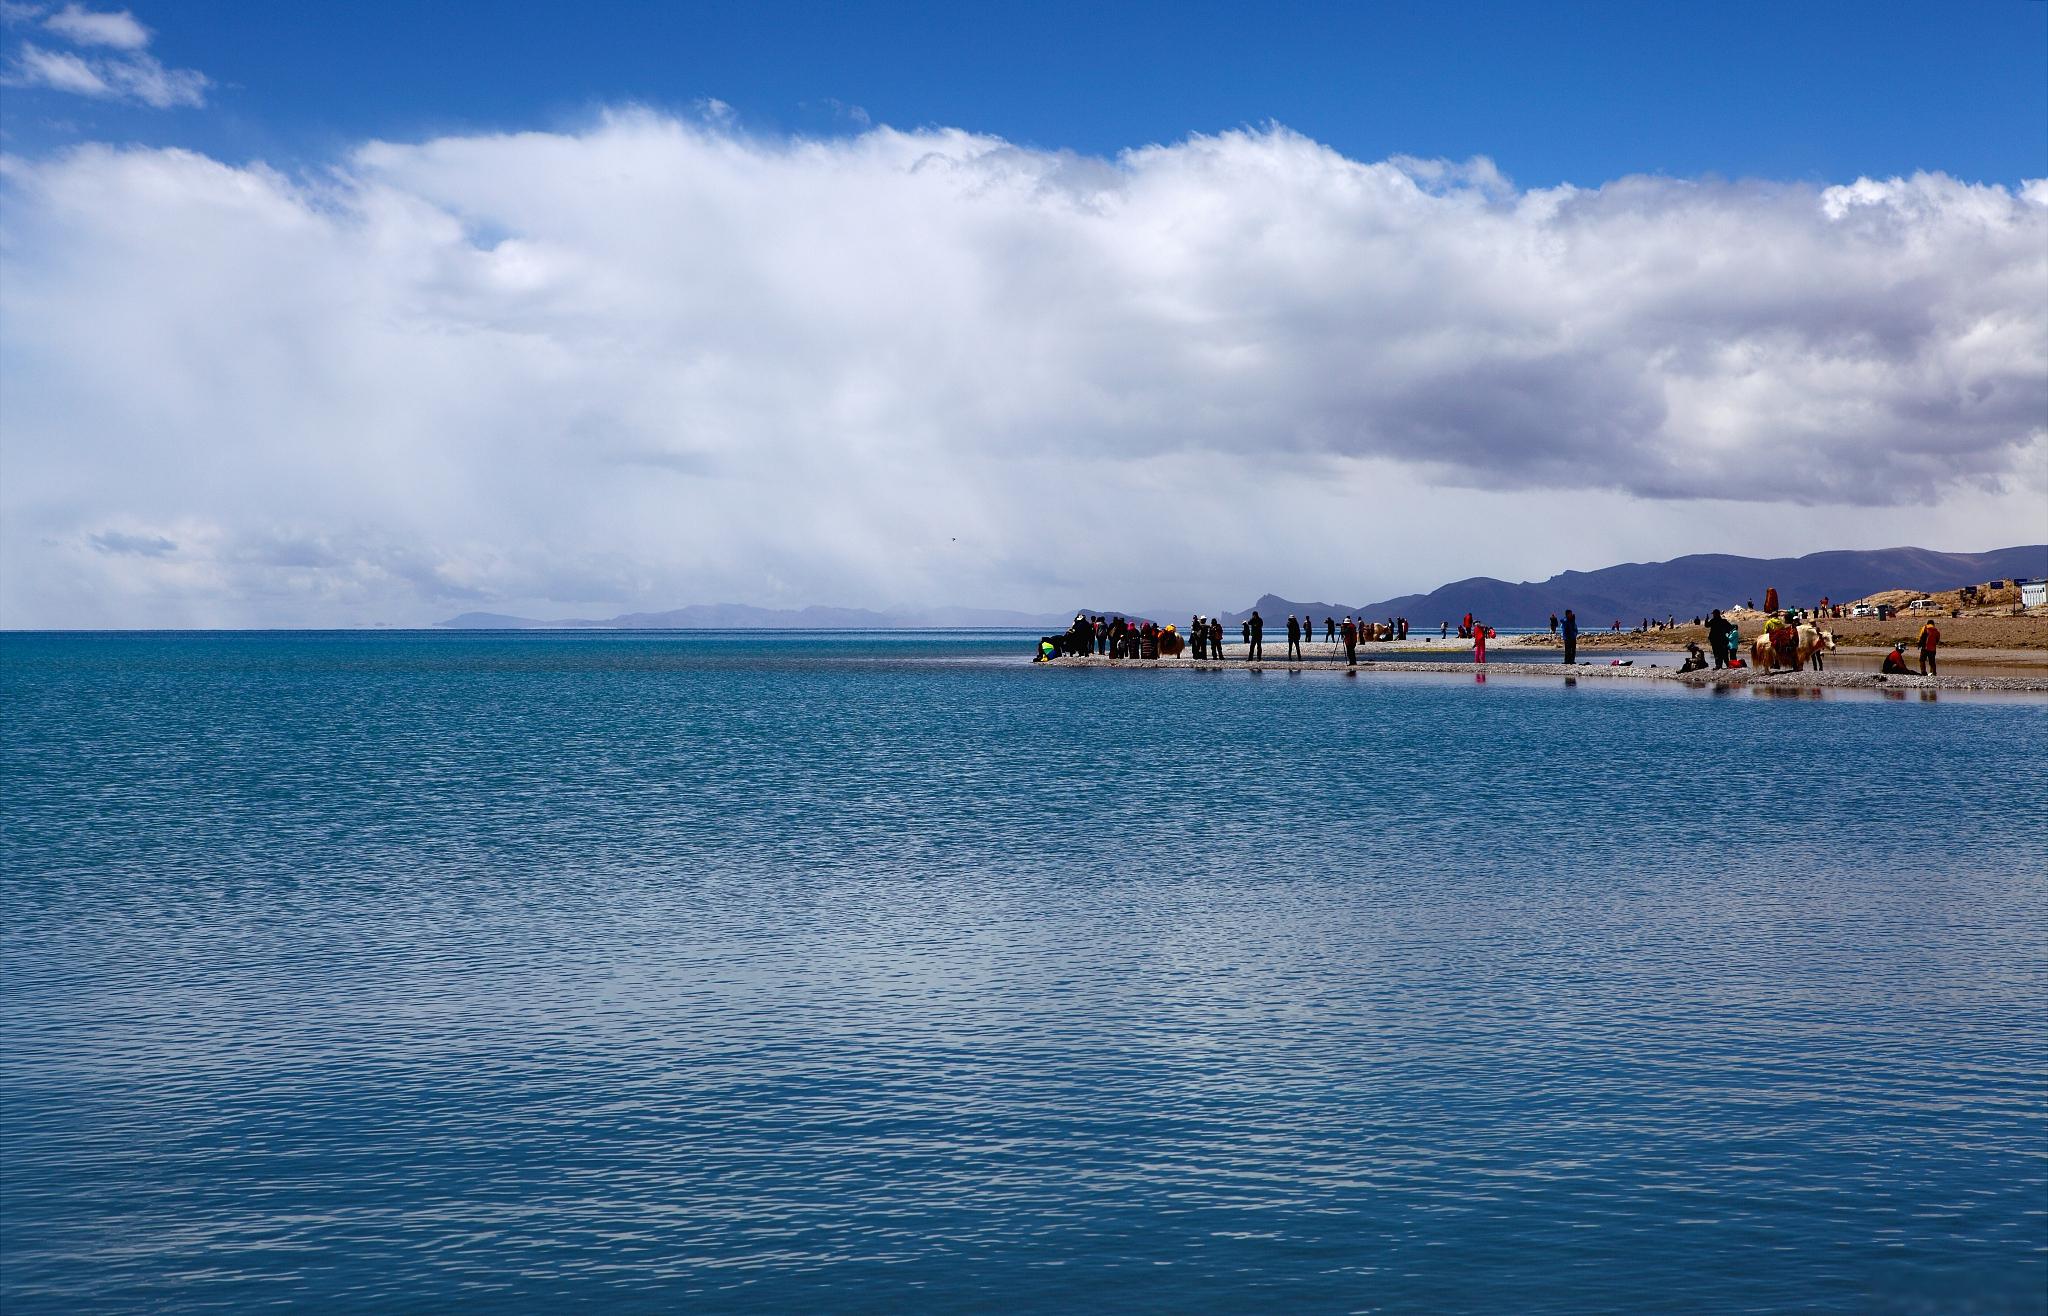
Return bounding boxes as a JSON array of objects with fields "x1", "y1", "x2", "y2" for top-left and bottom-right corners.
[{"x1": 1042, "y1": 646, "x2": 2048, "y2": 693}]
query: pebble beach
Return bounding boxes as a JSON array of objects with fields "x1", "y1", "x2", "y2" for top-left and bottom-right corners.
[{"x1": 1047, "y1": 642, "x2": 2048, "y2": 693}]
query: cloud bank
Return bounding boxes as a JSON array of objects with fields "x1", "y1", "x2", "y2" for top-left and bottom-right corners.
[{"x1": 2, "y1": 112, "x2": 2043, "y2": 625}]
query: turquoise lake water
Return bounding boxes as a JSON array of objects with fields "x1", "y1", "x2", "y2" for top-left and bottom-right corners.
[{"x1": 3, "y1": 630, "x2": 2044, "y2": 1313}]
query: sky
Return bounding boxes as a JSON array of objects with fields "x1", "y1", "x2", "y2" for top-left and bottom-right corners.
[{"x1": 2, "y1": 1, "x2": 2044, "y2": 626}]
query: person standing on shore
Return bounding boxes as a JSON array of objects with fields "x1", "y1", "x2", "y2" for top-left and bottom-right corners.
[
  {"x1": 1473, "y1": 621, "x2": 1490, "y2": 664},
  {"x1": 1562, "y1": 609, "x2": 1579, "y2": 665},
  {"x1": 1440, "y1": 621, "x2": 1449, "y2": 638},
  {"x1": 1286, "y1": 614, "x2": 1302, "y2": 660},
  {"x1": 1917, "y1": 618, "x2": 1941, "y2": 675},
  {"x1": 1706, "y1": 609, "x2": 1733, "y2": 668},
  {"x1": 1341, "y1": 617, "x2": 1358, "y2": 665},
  {"x1": 1191, "y1": 615, "x2": 1206, "y2": 659},
  {"x1": 1209, "y1": 616, "x2": 1224, "y2": 658},
  {"x1": 1248, "y1": 610, "x2": 1264, "y2": 661}
]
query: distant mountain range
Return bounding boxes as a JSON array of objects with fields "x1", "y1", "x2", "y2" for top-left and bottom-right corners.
[
  {"x1": 439, "y1": 603, "x2": 1072, "y2": 629},
  {"x1": 1215, "y1": 545, "x2": 2046, "y2": 629},
  {"x1": 440, "y1": 545, "x2": 2045, "y2": 633}
]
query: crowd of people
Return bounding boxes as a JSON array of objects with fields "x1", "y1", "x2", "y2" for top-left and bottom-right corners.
[
  {"x1": 1041, "y1": 608, "x2": 1505, "y2": 666},
  {"x1": 1036, "y1": 591, "x2": 1949, "y2": 674},
  {"x1": 1042, "y1": 614, "x2": 1191, "y2": 660}
]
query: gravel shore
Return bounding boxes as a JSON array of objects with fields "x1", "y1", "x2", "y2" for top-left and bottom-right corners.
[{"x1": 1045, "y1": 644, "x2": 2048, "y2": 693}]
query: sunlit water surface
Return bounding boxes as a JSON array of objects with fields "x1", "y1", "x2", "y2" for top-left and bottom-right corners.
[{"x1": 4, "y1": 631, "x2": 2044, "y2": 1314}]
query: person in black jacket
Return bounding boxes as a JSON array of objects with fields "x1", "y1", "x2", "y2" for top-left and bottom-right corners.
[
  {"x1": 1247, "y1": 611, "x2": 1264, "y2": 661},
  {"x1": 1285, "y1": 614, "x2": 1302, "y2": 660},
  {"x1": 1705, "y1": 609, "x2": 1734, "y2": 668},
  {"x1": 1561, "y1": 609, "x2": 1579, "y2": 665}
]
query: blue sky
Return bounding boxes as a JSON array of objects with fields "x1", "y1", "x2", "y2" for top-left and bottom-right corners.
[
  {"x1": 11, "y1": 0, "x2": 2045, "y2": 184},
  {"x1": 2, "y1": 3, "x2": 2044, "y2": 626}
]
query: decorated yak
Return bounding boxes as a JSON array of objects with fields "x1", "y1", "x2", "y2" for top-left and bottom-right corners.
[{"x1": 1749, "y1": 622, "x2": 1835, "y2": 672}]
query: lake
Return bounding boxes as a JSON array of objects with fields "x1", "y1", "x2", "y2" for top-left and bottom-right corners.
[{"x1": 3, "y1": 630, "x2": 2044, "y2": 1313}]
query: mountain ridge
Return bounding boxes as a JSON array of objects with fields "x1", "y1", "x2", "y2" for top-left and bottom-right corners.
[
  {"x1": 438, "y1": 546, "x2": 2046, "y2": 632},
  {"x1": 439, "y1": 602, "x2": 1073, "y2": 629},
  {"x1": 1214, "y1": 545, "x2": 2046, "y2": 629}
]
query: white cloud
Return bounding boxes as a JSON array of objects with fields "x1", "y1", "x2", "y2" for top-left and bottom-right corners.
[
  {"x1": 1, "y1": 115, "x2": 2043, "y2": 626},
  {"x1": 43, "y1": 3, "x2": 146, "y2": 49},
  {"x1": 3, "y1": 4, "x2": 205, "y2": 107},
  {"x1": 5, "y1": 40, "x2": 205, "y2": 104},
  {"x1": 8, "y1": 40, "x2": 101, "y2": 93}
]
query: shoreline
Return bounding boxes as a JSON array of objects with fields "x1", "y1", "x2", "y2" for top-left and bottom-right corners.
[
  {"x1": 1042, "y1": 647, "x2": 2048, "y2": 693},
  {"x1": 1504, "y1": 614, "x2": 2048, "y2": 663}
]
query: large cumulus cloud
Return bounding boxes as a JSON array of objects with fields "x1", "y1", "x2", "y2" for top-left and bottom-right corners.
[{"x1": 1, "y1": 112, "x2": 2043, "y2": 625}]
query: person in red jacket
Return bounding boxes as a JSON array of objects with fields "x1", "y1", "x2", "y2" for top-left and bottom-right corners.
[
  {"x1": 1340, "y1": 616, "x2": 1358, "y2": 665},
  {"x1": 1916, "y1": 620, "x2": 1941, "y2": 675},
  {"x1": 1473, "y1": 622, "x2": 1491, "y2": 663}
]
